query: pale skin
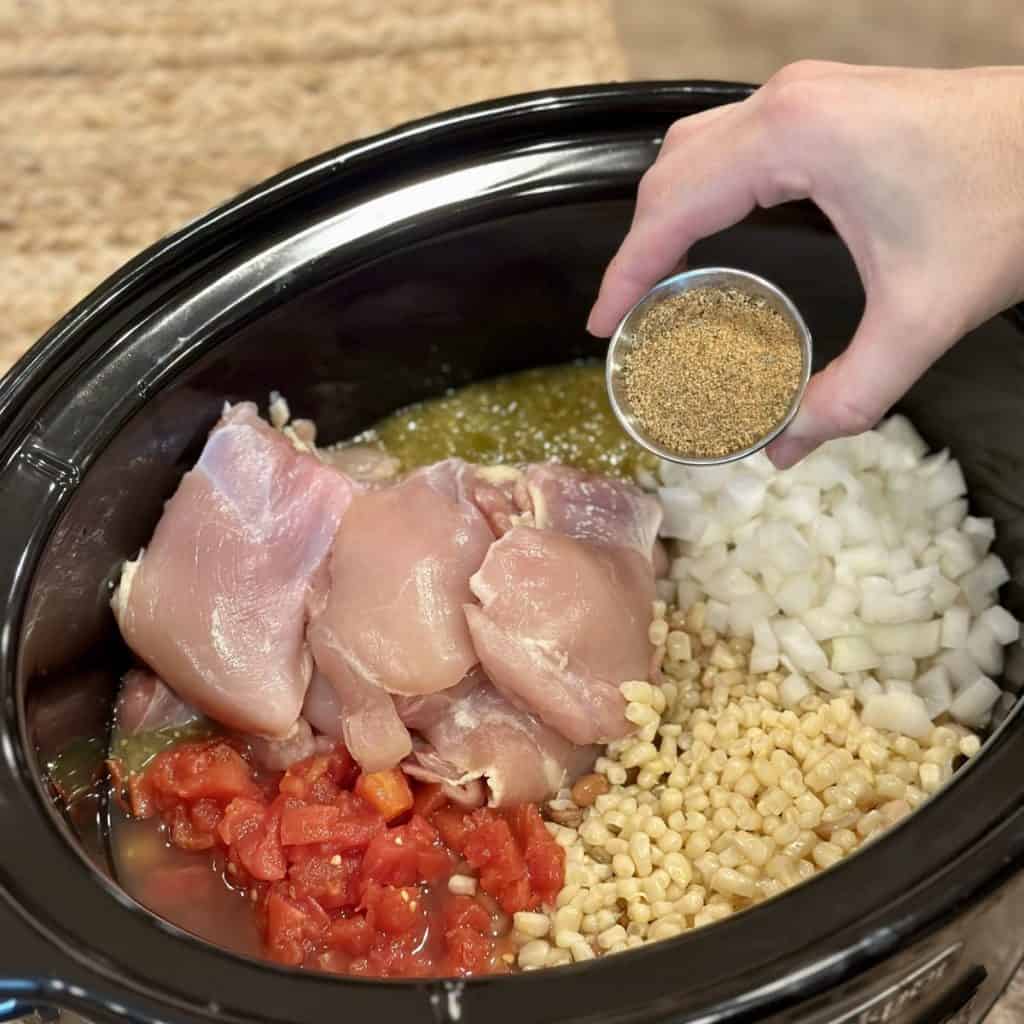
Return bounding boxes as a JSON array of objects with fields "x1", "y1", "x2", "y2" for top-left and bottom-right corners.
[{"x1": 587, "y1": 62, "x2": 1024, "y2": 468}]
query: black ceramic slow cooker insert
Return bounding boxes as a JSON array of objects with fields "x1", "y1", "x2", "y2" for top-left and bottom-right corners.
[{"x1": 1, "y1": 82, "x2": 1023, "y2": 1024}]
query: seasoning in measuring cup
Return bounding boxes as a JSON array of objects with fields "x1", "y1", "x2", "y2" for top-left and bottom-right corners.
[{"x1": 621, "y1": 286, "x2": 803, "y2": 459}]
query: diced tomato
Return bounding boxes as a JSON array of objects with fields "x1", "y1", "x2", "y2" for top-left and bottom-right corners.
[
  {"x1": 327, "y1": 914, "x2": 374, "y2": 956},
  {"x1": 126, "y1": 773, "x2": 155, "y2": 818},
  {"x1": 169, "y1": 804, "x2": 217, "y2": 851},
  {"x1": 460, "y1": 811, "x2": 536, "y2": 913},
  {"x1": 279, "y1": 748, "x2": 357, "y2": 803},
  {"x1": 360, "y1": 831, "x2": 419, "y2": 887},
  {"x1": 313, "y1": 948, "x2": 350, "y2": 975},
  {"x1": 218, "y1": 797, "x2": 269, "y2": 846},
  {"x1": 432, "y1": 806, "x2": 473, "y2": 852},
  {"x1": 146, "y1": 741, "x2": 259, "y2": 805},
  {"x1": 508, "y1": 804, "x2": 565, "y2": 906},
  {"x1": 361, "y1": 815, "x2": 453, "y2": 888},
  {"x1": 232, "y1": 799, "x2": 287, "y2": 882},
  {"x1": 348, "y1": 957, "x2": 372, "y2": 976},
  {"x1": 354, "y1": 768, "x2": 414, "y2": 822},
  {"x1": 127, "y1": 728, "x2": 562, "y2": 978},
  {"x1": 288, "y1": 852, "x2": 361, "y2": 911},
  {"x1": 444, "y1": 894, "x2": 491, "y2": 935},
  {"x1": 280, "y1": 799, "x2": 384, "y2": 851},
  {"x1": 189, "y1": 798, "x2": 224, "y2": 835},
  {"x1": 264, "y1": 885, "x2": 330, "y2": 966},
  {"x1": 412, "y1": 782, "x2": 448, "y2": 819},
  {"x1": 445, "y1": 926, "x2": 493, "y2": 975},
  {"x1": 367, "y1": 935, "x2": 430, "y2": 978},
  {"x1": 362, "y1": 883, "x2": 426, "y2": 937}
]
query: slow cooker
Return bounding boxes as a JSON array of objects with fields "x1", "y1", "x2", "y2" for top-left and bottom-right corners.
[{"x1": 1, "y1": 82, "x2": 1023, "y2": 1024}]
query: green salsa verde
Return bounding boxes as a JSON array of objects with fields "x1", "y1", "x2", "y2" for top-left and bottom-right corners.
[{"x1": 353, "y1": 362, "x2": 654, "y2": 479}]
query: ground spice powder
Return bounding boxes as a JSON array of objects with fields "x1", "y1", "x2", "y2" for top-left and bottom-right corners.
[{"x1": 621, "y1": 286, "x2": 803, "y2": 459}]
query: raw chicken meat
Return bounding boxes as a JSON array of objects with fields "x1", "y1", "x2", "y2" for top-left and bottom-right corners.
[
  {"x1": 112, "y1": 403, "x2": 353, "y2": 738},
  {"x1": 395, "y1": 669, "x2": 598, "y2": 806},
  {"x1": 319, "y1": 444, "x2": 401, "y2": 484},
  {"x1": 115, "y1": 669, "x2": 203, "y2": 735},
  {"x1": 523, "y1": 464, "x2": 662, "y2": 558},
  {"x1": 302, "y1": 671, "x2": 412, "y2": 773},
  {"x1": 466, "y1": 465, "x2": 661, "y2": 745},
  {"x1": 244, "y1": 718, "x2": 322, "y2": 772},
  {"x1": 116, "y1": 668, "x2": 321, "y2": 772},
  {"x1": 309, "y1": 459, "x2": 494, "y2": 698}
]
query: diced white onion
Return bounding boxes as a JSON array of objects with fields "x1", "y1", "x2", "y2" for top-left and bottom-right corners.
[
  {"x1": 878, "y1": 654, "x2": 916, "y2": 682},
  {"x1": 830, "y1": 636, "x2": 880, "y2": 673},
  {"x1": 861, "y1": 692, "x2": 933, "y2": 739},
  {"x1": 949, "y1": 676, "x2": 1001, "y2": 727},
  {"x1": 915, "y1": 666, "x2": 953, "y2": 719},
  {"x1": 978, "y1": 605, "x2": 1020, "y2": 645},
  {"x1": 966, "y1": 620, "x2": 1004, "y2": 676},
  {"x1": 773, "y1": 620, "x2": 828, "y2": 674},
  {"x1": 654, "y1": 414, "x2": 1014, "y2": 741},
  {"x1": 940, "y1": 606, "x2": 970, "y2": 649},
  {"x1": 866, "y1": 621, "x2": 941, "y2": 659}
]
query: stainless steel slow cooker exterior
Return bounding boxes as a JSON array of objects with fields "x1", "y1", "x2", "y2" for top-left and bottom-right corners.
[{"x1": 1, "y1": 82, "x2": 1023, "y2": 1024}]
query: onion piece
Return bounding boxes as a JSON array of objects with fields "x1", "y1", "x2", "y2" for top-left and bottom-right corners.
[
  {"x1": 861, "y1": 691, "x2": 933, "y2": 739},
  {"x1": 830, "y1": 636, "x2": 881, "y2": 673},
  {"x1": 940, "y1": 606, "x2": 970, "y2": 649},
  {"x1": 949, "y1": 676, "x2": 1000, "y2": 727},
  {"x1": 866, "y1": 621, "x2": 941, "y2": 659},
  {"x1": 773, "y1": 619, "x2": 828, "y2": 674},
  {"x1": 915, "y1": 666, "x2": 953, "y2": 719},
  {"x1": 978, "y1": 605, "x2": 1020, "y2": 645}
]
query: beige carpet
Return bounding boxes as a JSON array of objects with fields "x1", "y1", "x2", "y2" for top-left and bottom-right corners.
[{"x1": 0, "y1": 0, "x2": 626, "y2": 375}]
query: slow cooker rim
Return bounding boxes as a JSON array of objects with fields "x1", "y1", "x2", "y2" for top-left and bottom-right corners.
[{"x1": 2, "y1": 80, "x2": 1024, "y2": 1024}]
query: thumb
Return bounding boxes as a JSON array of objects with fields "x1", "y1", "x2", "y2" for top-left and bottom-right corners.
[{"x1": 766, "y1": 295, "x2": 955, "y2": 469}]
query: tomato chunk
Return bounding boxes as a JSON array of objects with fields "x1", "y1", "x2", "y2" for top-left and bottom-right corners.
[
  {"x1": 169, "y1": 804, "x2": 217, "y2": 851},
  {"x1": 362, "y1": 883, "x2": 426, "y2": 937},
  {"x1": 279, "y1": 749, "x2": 357, "y2": 803},
  {"x1": 412, "y1": 782, "x2": 448, "y2": 819},
  {"x1": 362, "y1": 815, "x2": 452, "y2": 888},
  {"x1": 288, "y1": 852, "x2": 361, "y2": 911},
  {"x1": 446, "y1": 926, "x2": 493, "y2": 975},
  {"x1": 327, "y1": 914, "x2": 374, "y2": 956},
  {"x1": 147, "y1": 741, "x2": 259, "y2": 805},
  {"x1": 432, "y1": 806, "x2": 473, "y2": 852},
  {"x1": 264, "y1": 886, "x2": 330, "y2": 966},
  {"x1": 355, "y1": 768, "x2": 414, "y2": 822},
  {"x1": 508, "y1": 804, "x2": 565, "y2": 907},
  {"x1": 444, "y1": 894, "x2": 491, "y2": 934},
  {"x1": 280, "y1": 800, "x2": 383, "y2": 850}
]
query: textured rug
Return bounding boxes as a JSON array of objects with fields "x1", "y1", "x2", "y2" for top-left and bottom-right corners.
[{"x1": 0, "y1": 0, "x2": 626, "y2": 375}]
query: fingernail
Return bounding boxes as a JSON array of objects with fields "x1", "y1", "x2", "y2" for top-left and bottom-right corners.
[
  {"x1": 766, "y1": 406, "x2": 818, "y2": 469},
  {"x1": 766, "y1": 434, "x2": 814, "y2": 470},
  {"x1": 586, "y1": 307, "x2": 605, "y2": 337}
]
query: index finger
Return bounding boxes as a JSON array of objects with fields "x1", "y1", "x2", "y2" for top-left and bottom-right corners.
[{"x1": 587, "y1": 103, "x2": 796, "y2": 336}]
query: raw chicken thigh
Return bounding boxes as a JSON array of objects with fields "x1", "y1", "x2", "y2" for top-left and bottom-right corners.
[
  {"x1": 302, "y1": 671, "x2": 412, "y2": 773},
  {"x1": 466, "y1": 465, "x2": 661, "y2": 745},
  {"x1": 396, "y1": 669, "x2": 598, "y2": 805},
  {"x1": 115, "y1": 669, "x2": 203, "y2": 736},
  {"x1": 309, "y1": 459, "x2": 494, "y2": 698},
  {"x1": 112, "y1": 403, "x2": 353, "y2": 738},
  {"x1": 112, "y1": 401, "x2": 660, "y2": 805}
]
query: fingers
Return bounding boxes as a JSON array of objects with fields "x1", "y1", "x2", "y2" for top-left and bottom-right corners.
[
  {"x1": 766, "y1": 297, "x2": 956, "y2": 468},
  {"x1": 587, "y1": 102, "x2": 783, "y2": 337}
]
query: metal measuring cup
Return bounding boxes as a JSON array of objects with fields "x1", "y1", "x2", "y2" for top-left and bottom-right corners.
[{"x1": 605, "y1": 266, "x2": 813, "y2": 467}]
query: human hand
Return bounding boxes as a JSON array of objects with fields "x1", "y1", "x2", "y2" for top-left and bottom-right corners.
[{"x1": 588, "y1": 62, "x2": 1024, "y2": 467}]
